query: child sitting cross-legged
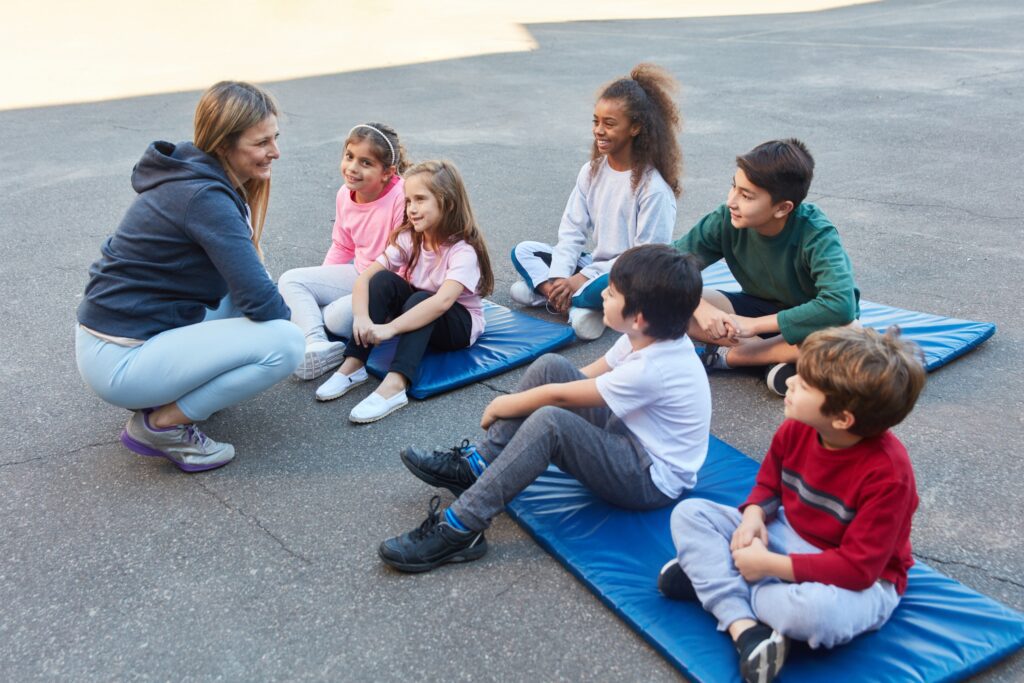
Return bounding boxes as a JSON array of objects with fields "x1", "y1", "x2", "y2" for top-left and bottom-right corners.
[
  {"x1": 379, "y1": 244, "x2": 711, "y2": 572},
  {"x1": 659, "y1": 326, "x2": 926, "y2": 683}
]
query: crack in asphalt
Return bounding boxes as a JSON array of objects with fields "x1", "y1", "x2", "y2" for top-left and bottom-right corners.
[
  {"x1": 914, "y1": 551, "x2": 1024, "y2": 590},
  {"x1": 193, "y1": 480, "x2": 313, "y2": 567}
]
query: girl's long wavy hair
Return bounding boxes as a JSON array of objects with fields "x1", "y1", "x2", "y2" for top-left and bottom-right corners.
[
  {"x1": 590, "y1": 63, "x2": 683, "y2": 197},
  {"x1": 193, "y1": 81, "x2": 279, "y2": 254},
  {"x1": 390, "y1": 160, "x2": 494, "y2": 297}
]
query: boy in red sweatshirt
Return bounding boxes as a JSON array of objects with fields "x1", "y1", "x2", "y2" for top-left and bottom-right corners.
[{"x1": 659, "y1": 326, "x2": 926, "y2": 683}]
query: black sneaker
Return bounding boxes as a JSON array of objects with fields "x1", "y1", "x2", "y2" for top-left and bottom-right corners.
[
  {"x1": 657, "y1": 558, "x2": 698, "y2": 601},
  {"x1": 765, "y1": 363, "x2": 797, "y2": 396},
  {"x1": 400, "y1": 439, "x2": 480, "y2": 496},
  {"x1": 736, "y1": 623, "x2": 789, "y2": 683},
  {"x1": 378, "y1": 496, "x2": 488, "y2": 573}
]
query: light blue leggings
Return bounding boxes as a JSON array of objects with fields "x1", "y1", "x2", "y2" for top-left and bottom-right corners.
[{"x1": 75, "y1": 301, "x2": 304, "y2": 422}]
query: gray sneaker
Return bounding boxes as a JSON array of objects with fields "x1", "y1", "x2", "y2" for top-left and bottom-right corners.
[
  {"x1": 120, "y1": 411, "x2": 235, "y2": 473},
  {"x1": 294, "y1": 340, "x2": 347, "y2": 380}
]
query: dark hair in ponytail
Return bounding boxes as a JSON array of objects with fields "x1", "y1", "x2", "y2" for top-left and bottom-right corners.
[{"x1": 591, "y1": 63, "x2": 683, "y2": 196}]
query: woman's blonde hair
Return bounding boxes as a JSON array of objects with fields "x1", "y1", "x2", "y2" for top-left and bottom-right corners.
[
  {"x1": 390, "y1": 160, "x2": 494, "y2": 297},
  {"x1": 193, "y1": 81, "x2": 279, "y2": 252}
]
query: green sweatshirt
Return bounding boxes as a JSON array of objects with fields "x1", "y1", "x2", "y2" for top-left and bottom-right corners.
[{"x1": 672, "y1": 203, "x2": 860, "y2": 344}]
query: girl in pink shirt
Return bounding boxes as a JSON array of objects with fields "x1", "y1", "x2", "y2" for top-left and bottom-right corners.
[
  {"x1": 316, "y1": 160, "x2": 495, "y2": 423},
  {"x1": 278, "y1": 123, "x2": 409, "y2": 380}
]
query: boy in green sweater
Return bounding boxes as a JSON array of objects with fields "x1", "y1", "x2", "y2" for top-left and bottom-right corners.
[{"x1": 672, "y1": 139, "x2": 860, "y2": 394}]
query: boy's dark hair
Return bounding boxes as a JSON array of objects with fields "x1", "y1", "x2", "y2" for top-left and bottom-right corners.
[
  {"x1": 798, "y1": 326, "x2": 926, "y2": 438},
  {"x1": 609, "y1": 245, "x2": 701, "y2": 340},
  {"x1": 736, "y1": 138, "x2": 814, "y2": 207}
]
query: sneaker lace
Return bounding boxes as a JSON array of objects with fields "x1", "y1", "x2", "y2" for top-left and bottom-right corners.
[
  {"x1": 411, "y1": 495, "x2": 442, "y2": 541},
  {"x1": 184, "y1": 424, "x2": 210, "y2": 448}
]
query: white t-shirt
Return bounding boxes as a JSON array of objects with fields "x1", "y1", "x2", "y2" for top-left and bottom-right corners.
[{"x1": 595, "y1": 334, "x2": 711, "y2": 498}]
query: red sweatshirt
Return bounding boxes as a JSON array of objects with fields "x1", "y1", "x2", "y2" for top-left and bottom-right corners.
[{"x1": 741, "y1": 420, "x2": 918, "y2": 594}]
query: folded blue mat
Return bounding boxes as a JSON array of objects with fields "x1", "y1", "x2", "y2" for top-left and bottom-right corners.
[
  {"x1": 506, "y1": 436, "x2": 1024, "y2": 682},
  {"x1": 366, "y1": 300, "x2": 576, "y2": 399},
  {"x1": 699, "y1": 261, "x2": 996, "y2": 371}
]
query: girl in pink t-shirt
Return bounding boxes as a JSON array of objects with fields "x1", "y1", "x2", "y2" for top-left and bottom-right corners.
[
  {"x1": 316, "y1": 160, "x2": 495, "y2": 423},
  {"x1": 278, "y1": 123, "x2": 409, "y2": 380}
]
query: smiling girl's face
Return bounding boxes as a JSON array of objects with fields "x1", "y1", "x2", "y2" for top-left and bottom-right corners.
[{"x1": 341, "y1": 137, "x2": 394, "y2": 203}]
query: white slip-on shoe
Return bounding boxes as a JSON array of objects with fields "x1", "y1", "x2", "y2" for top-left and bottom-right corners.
[
  {"x1": 315, "y1": 367, "x2": 369, "y2": 401},
  {"x1": 349, "y1": 390, "x2": 409, "y2": 423},
  {"x1": 509, "y1": 280, "x2": 547, "y2": 307},
  {"x1": 568, "y1": 306, "x2": 606, "y2": 341}
]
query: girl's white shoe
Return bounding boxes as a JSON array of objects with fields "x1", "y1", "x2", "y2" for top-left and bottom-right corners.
[
  {"x1": 349, "y1": 390, "x2": 409, "y2": 423},
  {"x1": 315, "y1": 367, "x2": 369, "y2": 401}
]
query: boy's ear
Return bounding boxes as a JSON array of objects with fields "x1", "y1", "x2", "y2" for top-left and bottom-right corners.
[
  {"x1": 631, "y1": 311, "x2": 648, "y2": 333},
  {"x1": 772, "y1": 200, "x2": 795, "y2": 219},
  {"x1": 831, "y1": 410, "x2": 856, "y2": 431}
]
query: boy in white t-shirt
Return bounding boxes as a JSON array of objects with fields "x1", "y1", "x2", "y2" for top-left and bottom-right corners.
[{"x1": 379, "y1": 244, "x2": 711, "y2": 573}]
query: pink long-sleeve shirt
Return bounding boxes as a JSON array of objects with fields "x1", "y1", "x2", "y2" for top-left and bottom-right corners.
[{"x1": 323, "y1": 175, "x2": 405, "y2": 271}]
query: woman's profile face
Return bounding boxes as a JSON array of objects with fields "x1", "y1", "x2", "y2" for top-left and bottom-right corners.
[{"x1": 221, "y1": 115, "x2": 280, "y2": 185}]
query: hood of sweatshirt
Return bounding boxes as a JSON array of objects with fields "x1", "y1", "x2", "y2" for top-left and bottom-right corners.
[{"x1": 131, "y1": 141, "x2": 234, "y2": 195}]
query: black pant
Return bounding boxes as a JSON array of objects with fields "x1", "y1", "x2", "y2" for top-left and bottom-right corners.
[{"x1": 344, "y1": 270, "x2": 472, "y2": 382}]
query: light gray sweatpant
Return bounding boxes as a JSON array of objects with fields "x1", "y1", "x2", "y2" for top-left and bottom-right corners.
[
  {"x1": 670, "y1": 498, "x2": 901, "y2": 649},
  {"x1": 277, "y1": 263, "x2": 360, "y2": 343},
  {"x1": 450, "y1": 354, "x2": 672, "y2": 530}
]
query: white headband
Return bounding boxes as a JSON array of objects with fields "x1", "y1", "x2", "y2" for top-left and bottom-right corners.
[{"x1": 347, "y1": 124, "x2": 397, "y2": 167}]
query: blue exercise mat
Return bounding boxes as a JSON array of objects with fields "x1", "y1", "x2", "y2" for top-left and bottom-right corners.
[
  {"x1": 506, "y1": 436, "x2": 1024, "y2": 682},
  {"x1": 366, "y1": 300, "x2": 575, "y2": 399},
  {"x1": 699, "y1": 261, "x2": 995, "y2": 371}
]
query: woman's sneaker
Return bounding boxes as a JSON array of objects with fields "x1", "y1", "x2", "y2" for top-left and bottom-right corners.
[
  {"x1": 378, "y1": 496, "x2": 488, "y2": 573},
  {"x1": 120, "y1": 410, "x2": 235, "y2": 473},
  {"x1": 294, "y1": 340, "x2": 347, "y2": 380},
  {"x1": 736, "y1": 624, "x2": 789, "y2": 683}
]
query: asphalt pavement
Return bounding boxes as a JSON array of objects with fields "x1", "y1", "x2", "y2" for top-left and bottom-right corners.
[{"x1": 1, "y1": 0, "x2": 1022, "y2": 680}]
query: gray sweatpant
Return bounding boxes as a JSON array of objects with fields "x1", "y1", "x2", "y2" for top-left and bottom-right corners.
[
  {"x1": 450, "y1": 354, "x2": 672, "y2": 530},
  {"x1": 670, "y1": 498, "x2": 901, "y2": 649}
]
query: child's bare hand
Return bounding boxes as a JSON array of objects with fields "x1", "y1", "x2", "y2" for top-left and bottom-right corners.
[
  {"x1": 545, "y1": 279, "x2": 574, "y2": 313},
  {"x1": 351, "y1": 315, "x2": 374, "y2": 346},
  {"x1": 732, "y1": 537, "x2": 771, "y2": 582},
  {"x1": 481, "y1": 395, "x2": 511, "y2": 429},
  {"x1": 730, "y1": 518, "x2": 769, "y2": 551},
  {"x1": 695, "y1": 307, "x2": 740, "y2": 343},
  {"x1": 366, "y1": 323, "x2": 396, "y2": 345}
]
